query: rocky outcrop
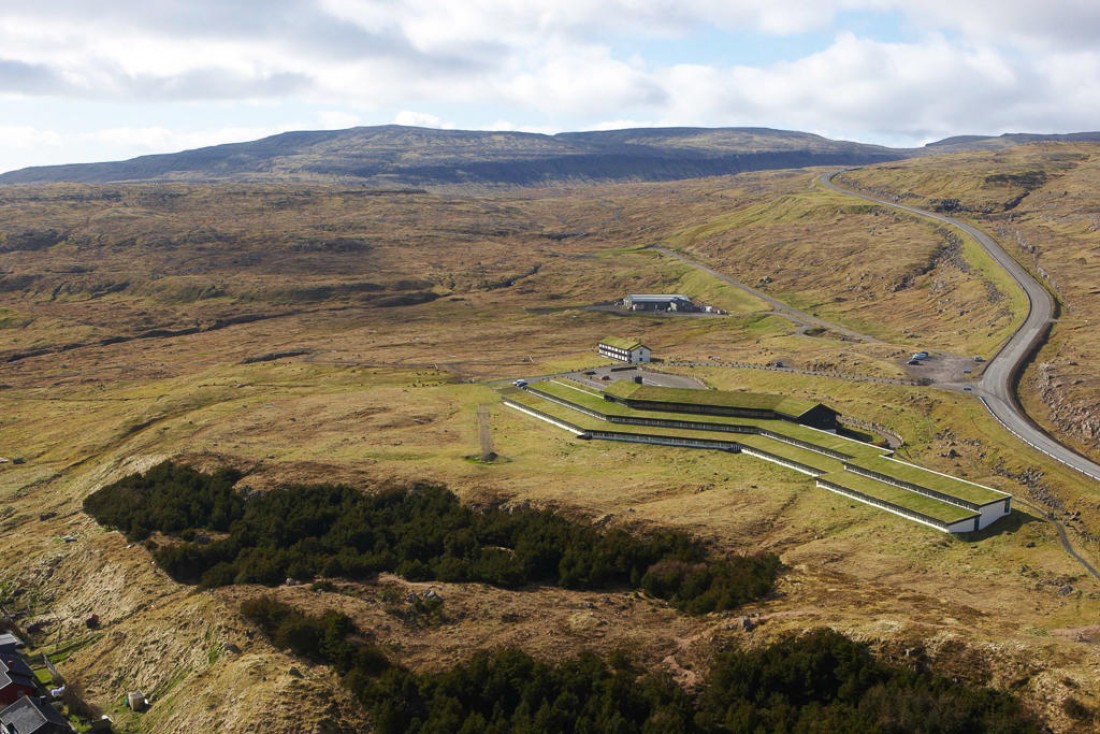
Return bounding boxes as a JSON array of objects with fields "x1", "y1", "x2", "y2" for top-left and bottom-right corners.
[{"x1": 1031, "y1": 361, "x2": 1100, "y2": 463}]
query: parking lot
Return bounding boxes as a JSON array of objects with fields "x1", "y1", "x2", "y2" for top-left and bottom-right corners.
[{"x1": 568, "y1": 365, "x2": 707, "y2": 390}]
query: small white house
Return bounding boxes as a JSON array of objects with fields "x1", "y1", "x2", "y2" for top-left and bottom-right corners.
[{"x1": 598, "y1": 337, "x2": 651, "y2": 364}]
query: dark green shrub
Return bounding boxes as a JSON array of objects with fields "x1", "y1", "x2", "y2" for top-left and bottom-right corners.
[{"x1": 88, "y1": 462, "x2": 779, "y2": 613}]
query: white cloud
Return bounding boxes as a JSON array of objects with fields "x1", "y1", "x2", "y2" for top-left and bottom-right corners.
[
  {"x1": 392, "y1": 110, "x2": 453, "y2": 128},
  {"x1": 888, "y1": 0, "x2": 1100, "y2": 51},
  {"x1": 316, "y1": 110, "x2": 362, "y2": 129},
  {"x1": 87, "y1": 125, "x2": 300, "y2": 153},
  {"x1": 650, "y1": 30, "x2": 1097, "y2": 141},
  {"x1": 2, "y1": 0, "x2": 1100, "y2": 172},
  {"x1": 0, "y1": 125, "x2": 63, "y2": 148},
  {"x1": 501, "y1": 43, "x2": 665, "y2": 117}
]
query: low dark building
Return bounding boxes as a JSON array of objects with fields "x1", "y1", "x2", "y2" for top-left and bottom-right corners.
[
  {"x1": 623, "y1": 294, "x2": 695, "y2": 312},
  {"x1": 0, "y1": 657, "x2": 38, "y2": 707},
  {"x1": 0, "y1": 635, "x2": 23, "y2": 655},
  {"x1": 0, "y1": 695, "x2": 71, "y2": 734}
]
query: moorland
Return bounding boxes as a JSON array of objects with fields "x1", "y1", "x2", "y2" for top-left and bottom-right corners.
[{"x1": 1, "y1": 132, "x2": 1099, "y2": 732}]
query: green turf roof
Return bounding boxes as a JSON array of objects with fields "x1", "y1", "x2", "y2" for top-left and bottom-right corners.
[
  {"x1": 602, "y1": 382, "x2": 827, "y2": 419},
  {"x1": 515, "y1": 386, "x2": 839, "y2": 473},
  {"x1": 856, "y1": 456, "x2": 1009, "y2": 506},
  {"x1": 734, "y1": 434, "x2": 843, "y2": 473},
  {"x1": 502, "y1": 389, "x2": 597, "y2": 429},
  {"x1": 599, "y1": 336, "x2": 646, "y2": 351},
  {"x1": 533, "y1": 380, "x2": 881, "y2": 459},
  {"x1": 508, "y1": 382, "x2": 1008, "y2": 526},
  {"x1": 819, "y1": 473, "x2": 978, "y2": 525},
  {"x1": 507, "y1": 389, "x2": 753, "y2": 445}
]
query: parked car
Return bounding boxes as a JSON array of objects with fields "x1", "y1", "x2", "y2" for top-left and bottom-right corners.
[{"x1": 513, "y1": 379, "x2": 528, "y2": 388}]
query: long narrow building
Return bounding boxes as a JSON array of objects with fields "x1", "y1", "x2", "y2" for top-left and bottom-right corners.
[{"x1": 504, "y1": 379, "x2": 1011, "y2": 534}]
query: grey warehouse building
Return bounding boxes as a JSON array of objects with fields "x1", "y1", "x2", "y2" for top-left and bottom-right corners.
[{"x1": 624, "y1": 294, "x2": 695, "y2": 312}]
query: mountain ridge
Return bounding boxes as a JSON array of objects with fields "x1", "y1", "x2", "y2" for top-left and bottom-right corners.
[
  {"x1": 0, "y1": 125, "x2": 906, "y2": 186},
  {"x1": 1, "y1": 125, "x2": 1096, "y2": 187}
]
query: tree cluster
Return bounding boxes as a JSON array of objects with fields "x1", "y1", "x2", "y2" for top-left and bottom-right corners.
[
  {"x1": 243, "y1": 598, "x2": 1042, "y2": 734},
  {"x1": 82, "y1": 461, "x2": 244, "y2": 540},
  {"x1": 83, "y1": 462, "x2": 781, "y2": 612},
  {"x1": 695, "y1": 628, "x2": 1040, "y2": 733},
  {"x1": 640, "y1": 557, "x2": 783, "y2": 614},
  {"x1": 240, "y1": 596, "x2": 390, "y2": 678}
]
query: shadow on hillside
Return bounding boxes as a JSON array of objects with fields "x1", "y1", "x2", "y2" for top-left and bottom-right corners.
[{"x1": 954, "y1": 508, "x2": 1039, "y2": 542}]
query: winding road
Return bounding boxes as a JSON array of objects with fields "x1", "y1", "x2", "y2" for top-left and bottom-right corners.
[{"x1": 822, "y1": 171, "x2": 1100, "y2": 484}]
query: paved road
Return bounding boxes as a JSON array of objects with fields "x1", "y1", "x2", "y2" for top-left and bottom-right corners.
[
  {"x1": 653, "y1": 246, "x2": 880, "y2": 343},
  {"x1": 823, "y1": 171, "x2": 1100, "y2": 484}
]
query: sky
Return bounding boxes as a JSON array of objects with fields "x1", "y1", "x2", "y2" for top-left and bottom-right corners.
[{"x1": 1, "y1": 0, "x2": 1099, "y2": 174}]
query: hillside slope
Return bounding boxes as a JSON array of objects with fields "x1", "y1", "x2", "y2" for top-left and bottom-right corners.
[
  {"x1": 839, "y1": 144, "x2": 1100, "y2": 466},
  {"x1": 2, "y1": 161, "x2": 1099, "y2": 733}
]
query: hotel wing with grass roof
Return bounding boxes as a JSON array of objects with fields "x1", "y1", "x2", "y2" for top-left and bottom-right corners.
[
  {"x1": 504, "y1": 379, "x2": 1011, "y2": 534},
  {"x1": 602, "y1": 381, "x2": 841, "y2": 431}
]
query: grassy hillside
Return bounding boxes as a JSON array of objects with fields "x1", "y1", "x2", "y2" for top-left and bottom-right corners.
[
  {"x1": 663, "y1": 180, "x2": 1024, "y2": 357},
  {"x1": 1, "y1": 165, "x2": 1098, "y2": 733},
  {"x1": 841, "y1": 144, "x2": 1100, "y2": 463}
]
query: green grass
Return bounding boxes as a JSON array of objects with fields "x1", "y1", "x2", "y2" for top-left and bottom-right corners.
[
  {"x1": 819, "y1": 473, "x2": 978, "y2": 525},
  {"x1": 857, "y1": 456, "x2": 1009, "y2": 506},
  {"x1": 44, "y1": 632, "x2": 106, "y2": 664},
  {"x1": 533, "y1": 380, "x2": 883, "y2": 460},
  {"x1": 0, "y1": 307, "x2": 32, "y2": 329},
  {"x1": 671, "y1": 268, "x2": 768, "y2": 316},
  {"x1": 510, "y1": 380, "x2": 1003, "y2": 529},
  {"x1": 955, "y1": 232, "x2": 1031, "y2": 356},
  {"x1": 734, "y1": 434, "x2": 843, "y2": 474},
  {"x1": 602, "y1": 381, "x2": 821, "y2": 418},
  {"x1": 666, "y1": 191, "x2": 863, "y2": 249}
]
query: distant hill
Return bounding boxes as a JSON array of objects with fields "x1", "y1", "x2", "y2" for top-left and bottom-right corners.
[
  {"x1": 922, "y1": 131, "x2": 1100, "y2": 152},
  {"x1": 4, "y1": 126, "x2": 1096, "y2": 187},
  {"x1": 0, "y1": 125, "x2": 911, "y2": 187}
]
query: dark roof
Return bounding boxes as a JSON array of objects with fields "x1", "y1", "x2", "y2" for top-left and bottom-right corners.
[
  {"x1": 0, "y1": 635, "x2": 23, "y2": 653},
  {"x1": 0, "y1": 695, "x2": 71, "y2": 734},
  {"x1": 0, "y1": 657, "x2": 37, "y2": 692},
  {"x1": 626, "y1": 294, "x2": 692, "y2": 302}
]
